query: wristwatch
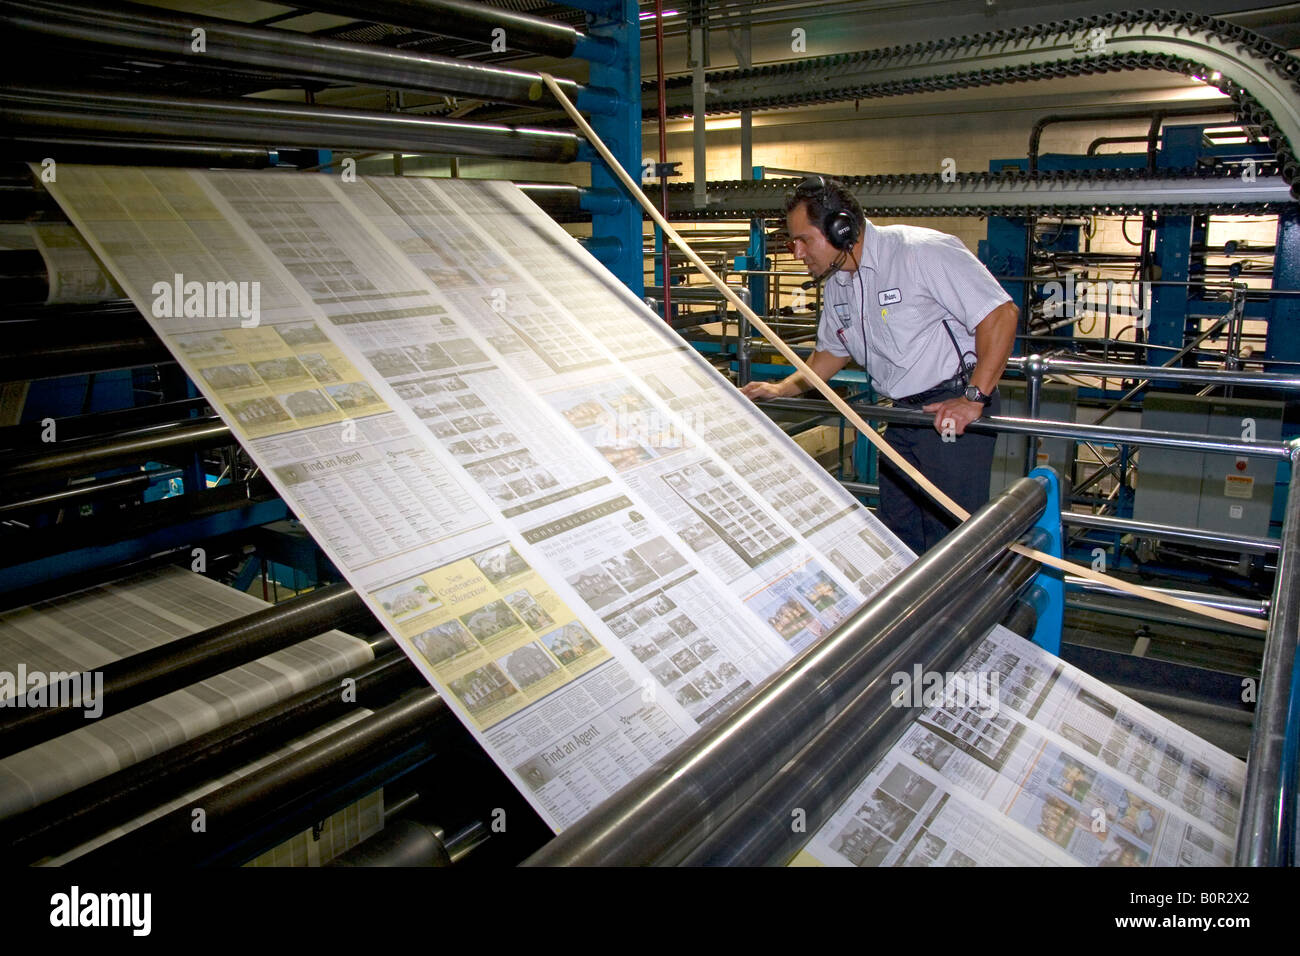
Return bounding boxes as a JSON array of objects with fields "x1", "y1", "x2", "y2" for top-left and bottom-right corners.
[{"x1": 963, "y1": 385, "x2": 993, "y2": 406}]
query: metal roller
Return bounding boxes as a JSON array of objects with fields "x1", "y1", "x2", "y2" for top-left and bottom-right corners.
[
  {"x1": 683, "y1": 532, "x2": 1046, "y2": 866},
  {"x1": 0, "y1": 645, "x2": 419, "y2": 865},
  {"x1": 1, "y1": 0, "x2": 617, "y2": 115},
  {"x1": 326, "y1": 817, "x2": 455, "y2": 867},
  {"x1": 0, "y1": 416, "x2": 233, "y2": 488},
  {"x1": 1001, "y1": 596, "x2": 1040, "y2": 641},
  {"x1": 0, "y1": 581, "x2": 371, "y2": 760},
  {"x1": 1067, "y1": 572, "x2": 1270, "y2": 620},
  {"x1": 0, "y1": 392, "x2": 208, "y2": 449},
  {"x1": 522, "y1": 475, "x2": 1048, "y2": 867},
  {"x1": 292, "y1": 0, "x2": 618, "y2": 65},
  {"x1": 325, "y1": 818, "x2": 489, "y2": 867},
  {"x1": 69, "y1": 688, "x2": 453, "y2": 866},
  {"x1": 0, "y1": 87, "x2": 582, "y2": 164},
  {"x1": 0, "y1": 137, "x2": 313, "y2": 170},
  {"x1": 0, "y1": 471, "x2": 179, "y2": 517},
  {"x1": 0, "y1": 313, "x2": 168, "y2": 377}
]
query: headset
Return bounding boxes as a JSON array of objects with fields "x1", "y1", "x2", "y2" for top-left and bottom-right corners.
[
  {"x1": 793, "y1": 176, "x2": 867, "y2": 363},
  {"x1": 795, "y1": 175, "x2": 861, "y2": 252}
]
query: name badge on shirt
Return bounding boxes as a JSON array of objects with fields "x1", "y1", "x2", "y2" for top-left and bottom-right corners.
[{"x1": 879, "y1": 288, "x2": 902, "y2": 306}]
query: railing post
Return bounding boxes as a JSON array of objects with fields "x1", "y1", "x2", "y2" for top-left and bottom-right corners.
[
  {"x1": 1235, "y1": 438, "x2": 1300, "y2": 866},
  {"x1": 1023, "y1": 353, "x2": 1044, "y2": 475}
]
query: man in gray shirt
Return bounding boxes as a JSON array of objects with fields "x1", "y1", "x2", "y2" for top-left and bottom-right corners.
[{"x1": 741, "y1": 177, "x2": 1018, "y2": 554}]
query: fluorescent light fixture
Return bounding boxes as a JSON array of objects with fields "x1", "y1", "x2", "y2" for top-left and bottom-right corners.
[
  {"x1": 640, "y1": 9, "x2": 680, "y2": 19},
  {"x1": 669, "y1": 115, "x2": 741, "y2": 130},
  {"x1": 1164, "y1": 86, "x2": 1231, "y2": 101}
]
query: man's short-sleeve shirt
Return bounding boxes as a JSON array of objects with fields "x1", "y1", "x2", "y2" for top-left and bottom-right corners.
[{"x1": 814, "y1": 219, "x2": 1012, "y2": 399}]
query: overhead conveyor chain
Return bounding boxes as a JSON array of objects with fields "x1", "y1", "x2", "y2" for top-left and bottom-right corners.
[
  {"x1": 660, "y1": 166, "x2": 1294, "y2": 219},
  {"x1": 650, "y1": 10, "x2": 1300, "y2": 208}
]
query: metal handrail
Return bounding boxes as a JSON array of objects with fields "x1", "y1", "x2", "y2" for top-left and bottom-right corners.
[
  {"x1": 1006, "y1": 355, "x2": 1300, "y2": 391},
  {"x1": 762, "y1": 397, "x2": 1292, "y2": 461},
  {"x1": 644, "y1": 285, "x2": 749, "y2": 304},
  {"x1": 1011, "y1": 336, "x2": 1300, "y2": 366},
  {"x1": 1063, "y1": 511, "x2": 1279, "y2": 556},
  {"x1": 1236, "y1": 439, "x2": 1300, "y2": 866},
  {"x1": 1065, "y1": 575, "x2": 1269, "y2": 621}
]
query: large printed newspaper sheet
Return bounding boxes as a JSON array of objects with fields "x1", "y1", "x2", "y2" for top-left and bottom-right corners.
[
  {"x1": 794, "y1": 625, "x2": 1245, "y2": 867},
  {"x1": 41, "y1": 167, "x2": 912, "y2": 831},
  {"x1": 0, "y1": 566, "x2": 372, "y2": 822}
]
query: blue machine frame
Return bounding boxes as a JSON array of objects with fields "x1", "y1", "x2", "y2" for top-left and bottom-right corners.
[
  {"x1": 573, "y1": 0, "x2": 643, "y2": 296},
  {"x1": 982, "y1": 124, "x2": 1298, "y2": 372},
  {"x1": 1027, "y1": 467, "x2": 1066, "y2": 655}
]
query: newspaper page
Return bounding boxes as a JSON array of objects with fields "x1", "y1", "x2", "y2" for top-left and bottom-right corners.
[
  {"x1": 793, "y1": 625, "x2": 1245, "y2": 867},
  {"x1": 41, "y1": 165, "x2": 913, "y2": 831},
  {"x1": 0, "y1": 565, "x2": 371, "y2": 819},
  {"x1": 29, "y1": 221, "x2": 124, "y2": 304}
]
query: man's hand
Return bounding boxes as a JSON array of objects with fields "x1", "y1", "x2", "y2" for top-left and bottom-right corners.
[
  {"x1": 740, "y1": 380, "x2": 791, "y2": 401},
  {"x1": 922, "y1": 397, "x2": 984, "y2": 436}
]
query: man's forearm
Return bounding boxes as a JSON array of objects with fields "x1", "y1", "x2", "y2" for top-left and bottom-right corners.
[
  {"x1": 969, "y1": 301, "x2": 1018, "y2": 395},
  {"x1": 775, "y1": 369, "x2": 812, "y2": 397},
  {"x1": 740, "y1": 350, "x2": 851, "y2": 400},
  {"x1": 778, "y1": 350, "x2": 852, "y2": 396}
]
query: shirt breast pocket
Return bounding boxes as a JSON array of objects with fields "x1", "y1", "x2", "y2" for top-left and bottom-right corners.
[{"x1": 868, "y1": 295, "x2": 905, "y2": 358}]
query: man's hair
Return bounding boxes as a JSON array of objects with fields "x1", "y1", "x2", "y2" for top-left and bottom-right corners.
[{"x1": 783, "y1": 176, "x2": 865, "y2": 239}]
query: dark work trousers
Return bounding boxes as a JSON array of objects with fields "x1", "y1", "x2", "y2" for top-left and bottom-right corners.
[{"x1": 877, "y1": 389, "x2": 1000, "y2": 555}]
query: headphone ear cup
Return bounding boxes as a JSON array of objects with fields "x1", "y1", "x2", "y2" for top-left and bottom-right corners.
[{"x1": 826, "y1": 210, "x2": 856, "y2": 250}]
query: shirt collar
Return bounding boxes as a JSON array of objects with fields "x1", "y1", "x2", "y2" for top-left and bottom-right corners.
[
  {"x1": 859, "y1": 217, "x2": 880, "y2": 272},
  {"x1": 830, "y1": 218, "x2": 878, "y2": 287}
]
